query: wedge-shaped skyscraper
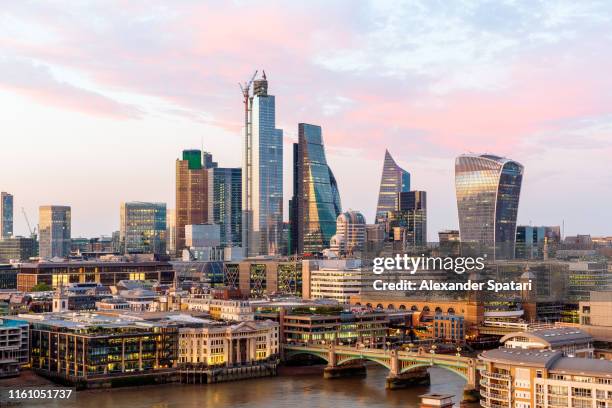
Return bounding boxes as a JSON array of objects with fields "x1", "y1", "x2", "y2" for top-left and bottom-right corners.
[
  {"x1": 375, "y1": 150, "x2": 410, "y2": 220},
  {"x1": 455, "y1": 154, "x2": 524, "y2": 260}
]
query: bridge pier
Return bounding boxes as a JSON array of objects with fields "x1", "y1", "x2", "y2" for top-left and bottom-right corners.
[{"x1": 385, "y1": 367, "x2": 430, "y2": 389}]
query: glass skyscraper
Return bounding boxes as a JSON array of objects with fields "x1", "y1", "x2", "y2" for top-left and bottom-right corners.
[
  {"x1": 1, "y1": 192, "x2": 13, "y2": 239},
  {"x1": 290, "y1": 123, "x2": 342, "y2": 255},
  {"x1": 455, "y1": 154, "x2": 524, "y2": 260},
  {"x1": 375, "y1": 150, "x2": 410, "y2": 221},
  {"x1": 242, "y1": 72, "x2": 283, "y2": 257},
  {"x1": 208, "y1": 167, "x2": 242, "y2": 248},
  {"x1": 39, "y1": 205, "x2": 71, "y2": 259},
  {"x1": 391, "y1": 191, "x2": 427, "y2": 249},
  {"x1": 119, "y1": 202, "x2": 167, "y2": 255}
]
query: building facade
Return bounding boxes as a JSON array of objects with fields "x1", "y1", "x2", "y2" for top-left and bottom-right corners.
[
  {"x1": 455, "y1": 154, "x2": 524, "y2": 260},
  {"x1": 375, "y1": 150, "x2": 410, "y2": 221},
  {"x1": 290, "y1": 123, "x2": 342, "y2": 256},
  {"x1": 119, "y1": 202, "x2": 167, "y2": 255},
  {"x1": 331, "y1": 211, "x2": 366, "y2": 256},
  {"x1": 39, "y1": 205, "x2": 71, "y2": 259},
  {"x1": 242, "y1": 72, "x2": 284, "y2": 257},
  {"x1": 1, "y1": 192, "x2": 13, "y2": 239},
  {"x1": 390, "y1": 190, "x2": 427, "y2": 249},
  {"x1": 0, "y1": 318, "x2": 28, "y2": 378},
  {"x1": 207, "y1": 167, "x2": 242, "y2": 248},
  {"x1": 166, "y1": 209, "x2": 176, "y2": 255},
  {"x1": 0, "y1": 237, "x2": 37, "y2": 262}
]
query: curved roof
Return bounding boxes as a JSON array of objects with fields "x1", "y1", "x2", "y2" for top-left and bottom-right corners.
[{"x1": 500, "y1": 327, "x2": 592, "y2": 347}]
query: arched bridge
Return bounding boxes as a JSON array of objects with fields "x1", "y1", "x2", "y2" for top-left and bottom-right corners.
[{"x1": 285, "y1": 343, "x2": 482, "y2": 391}]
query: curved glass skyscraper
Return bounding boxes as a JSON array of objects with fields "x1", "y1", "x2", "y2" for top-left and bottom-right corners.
[
  {"x1": 290, "y1": 123, "x2": 342, "y2": 255},
  {"x1": 455, "y1": 154, "x2": 524, "y2": 260},
  {"x1": 376, "y1": 150, "x2": 410, "y2": 221}
]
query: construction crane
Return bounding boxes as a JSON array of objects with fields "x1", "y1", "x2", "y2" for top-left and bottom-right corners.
[
  {"x1": 238, "y1": 70, "x2": 258, "y2": 100},
  {"x1": 21, "y1": 207, "x2": 37, "y2": 239}
]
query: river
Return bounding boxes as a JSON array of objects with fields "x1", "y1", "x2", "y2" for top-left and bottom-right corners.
[{"x1": 16, "y1": 366, "x2": 469, "y2": 407}]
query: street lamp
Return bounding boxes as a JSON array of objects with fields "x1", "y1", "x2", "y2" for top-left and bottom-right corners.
[{"x1": 456, "y1": 346, "x2": 462, "y2": 357}]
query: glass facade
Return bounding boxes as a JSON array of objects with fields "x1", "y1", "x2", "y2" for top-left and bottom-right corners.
[
  {"x1": 0, "y1": 192, "x2": 13, "y2": 239},
  {"x1": 389, "y1": 191, "x2": 427, "y2": 249},
  {"x1": 242, "y1": 74, "x2": 284, "y2": 257},
  {"x1": 208, "y1": 167, "x2": 242, "y2": 247},
  {"x1": 119, "y1": 202, "x2": 167, "y2": 255},
  {"x1": 39, "y1": 205, "x2": 71, "y2": 259},
  {"x1": 375, "y1": 150, "x2": 410, "y2": 220},
  {"x1": 291, "y1": 123, "x2": 342, "y2": 255},
  {"x1": 455, "y1": 154, "x2": 524, "y2": 260}
]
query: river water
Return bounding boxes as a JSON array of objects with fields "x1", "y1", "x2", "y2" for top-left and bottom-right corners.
[{"x1": 17, "y1": 366, "x2": 468, "y2": 408}]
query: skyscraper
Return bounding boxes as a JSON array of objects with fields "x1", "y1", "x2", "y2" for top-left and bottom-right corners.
[
  {"x1": 39, "y1": 205, "x2": 71, "y2": 259},
  {"x1": 375, "y1": 150, "x2": 410, "y2": 221},
  {"x1": 166, "y1": 209, "x2": 176, "y2": 255},
  {"x1": 207, "y1": 167, "x2": 242, "y2": 247},
  {"x1": 242, "y1": 71, "x2": 283, "y2": 257},
  {"x1": 290, "y1": 123, "x2": 342, "y2": 255},
  {"x1": 393, "y1": 191, "x2": 427, "y2": 248},
  {"x1": 0, "y1": 192, "x2": 13, "y2": 239},
  {"x1": 331, "y1": 211, "x2": 366, "y2": 255},
  {"x1": 175, "y1": 150, "x2": 215, "y2": 255},
  {"x1": 455, "y1": 154, "x2": 524, "y2": 260},
  {"x1": 119, "y1": 202, "x2": 167, "y2": 255}
]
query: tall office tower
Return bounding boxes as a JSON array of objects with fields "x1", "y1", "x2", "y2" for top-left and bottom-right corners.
[
  {"x1": 166, "y1": 209, "x2": 176, "y2": 255},
  {"x1": 375, "y1": 150, "x2": 410, "y2": 221},
  {"x1": 0, "y1": 192, "x2": 13, "y2": 239},
  {"x1": 119, "y1": 202, "x2": 167, "y2": 255},
  {"x1": 394, "y1": 191, "x2": 427, "y2": 248},
  {"x1": 241, "y1": 71, "x2": 283, "y2": 257},
  {"x1": 455, "y1": 154, "x2": 524, "y2": 260},
  {"x1": 39, "y1": 205, "x2": 71, "y2": 259},
  {"x1": 207, "y1": 167, "x2": 242, "y2": 247},
  {"x1": 331, "y1": 211, "x2": 366, "y2": 255},
  {"x1": 290, "y1": 123, "x2": 342, "y2": 255},
  {"x1": 515, "y1": 225, "x2": 561, "y2": 259},
  {"x1": 175, "y1": 150, "x2": 215, "y2": 255}
]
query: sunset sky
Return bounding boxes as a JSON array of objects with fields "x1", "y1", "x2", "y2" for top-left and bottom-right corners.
[{"x1": 2, "y1": 0, "x2": 612, "y2": 239}]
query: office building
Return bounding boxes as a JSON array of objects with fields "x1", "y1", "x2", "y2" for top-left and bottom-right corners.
[
  {"x1": 433, "y1": 314, "x2": 465, "y2": 343},
  {"x1": 0, "y1": 192, "x2": 13, "y2": 239},
  {"x1": 455, "y1": 154, "x2": 524, "y2": 260},
  {"x1": 438, "y1": 230, "x2": 460, "y2": 256},
  {"x1": 375, "y1": 150, "x2": 410, "y2": 221},
  {"x1": 38, "y1": 205, "x2": 71, "y2": 259},
  {"x1": 290, "y1": 123, "x2": 342, "y2": 255},
  {"x1": 207, "y1": 167, "x2": 242, "y2": 247},
  {"x1": 166, "y1": 209, "x2": 176, "y2": 255},
  {"x1": 303, "y1": 259, "x2": 362, "y2": 304},
  {"x1": 390, "y1": 191, "x2": 427, "y2": 248},
  {"x1": 242, "y1": 71, "x2": 284, "y2": 257},
  {"x1": 224, "y1": 259, "x2": 302, "y2": 298},
  {"x1": 0, "y1": 237, "x2": 37, "y2": 261},
  {"x1": 176, "y1": 150, "x2": 215, "y2": 255},
  {"x1": 515, "y1": 225, "x2": 561, "y2": 259},
  {"x1": 330, "y1": 211, "x2": 366, "y2": 256},
  {"x1": 119, "y1": 202, "x2": 166, "y2": 255},
  {"x1": 184, "y1": 297, "x2": 254, "y2": 321}
]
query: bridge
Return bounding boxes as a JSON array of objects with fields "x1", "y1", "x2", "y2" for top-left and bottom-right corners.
[{"x1": 284, "y1": 344, "x2": 482, "y2": 400}]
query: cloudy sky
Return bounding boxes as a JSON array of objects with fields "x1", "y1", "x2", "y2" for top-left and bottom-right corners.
[{"x1": 1, "y1": 0, "x2": 612, "y2": 239}]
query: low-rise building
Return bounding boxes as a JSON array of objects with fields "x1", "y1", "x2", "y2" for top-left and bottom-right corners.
[
  {"x1": 500, "y1": 327, "x2": 594, "y2": 358},
  {"x1": 0, "y1": 318, "x2": 28, "y2": 377},
  {"x1": 183, "y1": 296, "x2": 254, "y2": 321},
  {"x1": 433, "y1": 314, "x2": 465, "y2": 343}
]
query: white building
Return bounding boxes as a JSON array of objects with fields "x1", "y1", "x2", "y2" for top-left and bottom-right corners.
[{"x1": 184, "y1": 297, "x2": 254, "y2": 321}]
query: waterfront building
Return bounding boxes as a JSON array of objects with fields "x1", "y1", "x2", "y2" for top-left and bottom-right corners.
[
  {"x1": 0, "y1": 192, "x2": 13, "y2": 239},
  {"x1": 119, "y1": 202, "x2": 167, "y2": 255},
  {"x1": 16, "y1": 258, "x2": 175, "y2": 291},
  {"x1": 0, "y1": 318, "x2": 28, "y2": 377},
  {"x1": 178, "y1": 320, "x2": 279, "y2": 366},
  {"x1": 455, "y1": 154, "x2": 524, "y2": 260},
  {"x1": 38, "y1": 205, "x2": 71, "y2": 259},
  {"x1": 207, "y1": 167, "x2": 242, "y2": 248},
  {"x1": 331, "y1": 211, "x2": 366, "y2": 256},
  {"x1": 501, "y1": 326, "x2": 593, "y2": 358},
  {"x1": 166, "y1": 209, "x2": 176, "y2": 255},
  {"x1": 479, "y1": 347, "x2": 612, "y2": 408},
  {"x1": 176, "y1": 150, "x2": 215, "y2": 256},
  {"x1": 433, "y1": 314, "x2": 464, "y2": 343},
  {"x1": 302, "y1": 259, "x2": 362, "y2": 304},
  {"x1": 375, "y1": 150, "x2": 410, "y2": 221},
  {"x1": 290, "y1": 123, "x2": 342, "y2": 256},
  {"x1": 184, "y1": 297, "x2": 254, "y2": 321},
  {"x1": 0, "y1": 237, "x2": 37, "y2": 262},
  {"x1": 242, "y1": 71, "x2": 284, "y2": 257}
]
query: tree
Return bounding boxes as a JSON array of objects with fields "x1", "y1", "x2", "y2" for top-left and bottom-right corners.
[{"x1": 31, "y1": 282, "x2": 52, "y2": 292}]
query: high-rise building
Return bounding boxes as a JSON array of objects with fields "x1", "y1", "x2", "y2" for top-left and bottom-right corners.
[
  {"x1": 176, "y1": 150, "x2": 215, "y2": 255},
  {"x1": 39, "y1": 205, "x2": 71, "y2": 259},
  {"x1": 290, "y1": 123, "x2": 342, "y2": 256},
  {"x1": 455, "y1": 154, "x2": 524, "y2": 260},
  {"x1": 0, "y1": 237, "x2": 37, "y2": 261},
  {"x1": 119, "y1": 202, "x2": 167, "y2": 255},
  {"x1": 242, "y1": 71, "x2": 283, "y2": 257},
  {"x1": 0, "y1": 192, "x2": 13, "y2": 239},
  {"x1": 331, "y1": 211, "x2": 366, "y2": 255},
  {"x1": 166, "y1": 209, "x2": 176, "y2": 255},
  {"x1": 390, "y1": 191, "x2": 427, "y2": 248},
  {"x1": 375, "y1": 150, "x2": 410, "y2": 221},
  {"x1": 207, "y1": 167, "x2": 242, "y2": 247}
]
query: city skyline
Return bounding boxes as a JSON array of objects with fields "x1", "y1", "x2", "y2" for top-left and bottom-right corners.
[{"x1": 2, "y1": 1, "x2": 612, "y2": 238}]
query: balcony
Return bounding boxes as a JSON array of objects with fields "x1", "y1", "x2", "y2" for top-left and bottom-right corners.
[
  {"x1": 481, "y1": 370, "x2": 511, "y2": 381},
  {"x1": 480, "y1": 390, "x2": 510, "y2": 402}
]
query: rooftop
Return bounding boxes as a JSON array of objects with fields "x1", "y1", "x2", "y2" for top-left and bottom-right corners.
[{"x1": 500, "y1": 327, "x2": 593, "y2": 347}]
